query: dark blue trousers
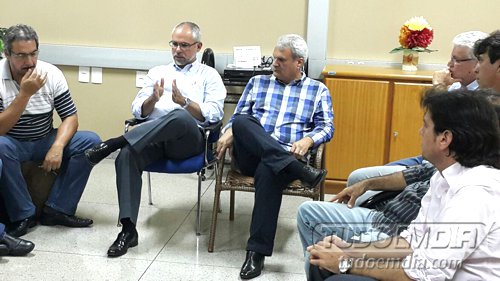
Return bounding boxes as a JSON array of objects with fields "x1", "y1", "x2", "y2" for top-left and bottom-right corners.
[
  {"x1": 231, "y1": 114, "x2": 300, "y2": 256},
  {"x1": 0, "y1": 130, "x2": 100, "y2": 221}
]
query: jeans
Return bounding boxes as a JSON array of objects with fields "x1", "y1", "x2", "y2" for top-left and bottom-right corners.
[
  {"x1": 0, "y1": 130, "x2": 100, "y2": 221},
  {"x1": 297, "y1": 165, "x2": 400, "y2": 279}
]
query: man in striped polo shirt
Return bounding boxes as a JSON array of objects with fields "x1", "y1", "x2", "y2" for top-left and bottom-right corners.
[{"x1": 0, "y1": 24, "x2": 101, "y2": 237}]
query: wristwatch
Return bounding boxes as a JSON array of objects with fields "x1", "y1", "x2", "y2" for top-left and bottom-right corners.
[
  {"x1": 182, "y1": 97, "x2": 192, "y2": 109},
  {"x1": 339, "y1": 257, "x2": 353, "y2": 274}
]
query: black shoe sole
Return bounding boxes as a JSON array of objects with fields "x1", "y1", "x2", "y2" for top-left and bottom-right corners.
[
  {"x1": 240, "y1": 264, "x2": 264, "y2": 280},
  {"x1": 107, "y1": 237, "x2": 138, "y2": 257},
  {"x1": 39, "y1": 215, "x2": 93, "y2": 227},
  {"x1": 9, "y1": 243, "x2": 35, "y2": 256}
]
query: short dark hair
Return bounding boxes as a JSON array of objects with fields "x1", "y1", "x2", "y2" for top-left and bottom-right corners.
[
  {"x1": 422, "y1": 88, "x2": 500, "y2": 168},
  {"x1": 473, "y1": 30, "x2": 500, "y2": 64},
  {"x1": 2, "y1": 24, "x2": 39, "y2": 56}
]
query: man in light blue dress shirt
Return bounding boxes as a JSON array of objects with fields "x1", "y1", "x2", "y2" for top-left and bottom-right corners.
[{"x1": 84, "y1": 22, "x2": 226, "y2": 258}]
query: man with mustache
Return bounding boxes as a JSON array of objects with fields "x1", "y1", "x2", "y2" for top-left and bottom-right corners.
[{"x1": 0, "y1": 24, "x2": 101, "y2": 237}]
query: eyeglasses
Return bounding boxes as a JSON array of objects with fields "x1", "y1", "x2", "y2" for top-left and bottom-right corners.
[
  {"x1": 169, "y1": 41, "x2": 198, "y2": 50},
  {"x1": 10, "y1": 50, "x2": 39, "y2": 60},
  {"x1": 449, "y1": 57, "x2": 475, "y2": 64}
]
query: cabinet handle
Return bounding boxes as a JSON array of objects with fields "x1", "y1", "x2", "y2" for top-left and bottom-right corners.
[{"x1": 393, "y1": 131, "x2": 399, "y2": 137}]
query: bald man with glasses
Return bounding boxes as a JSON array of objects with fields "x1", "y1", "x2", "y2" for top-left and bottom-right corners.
[{"x1": 84, "y1": 21, "x2": 226, "y2": 257}]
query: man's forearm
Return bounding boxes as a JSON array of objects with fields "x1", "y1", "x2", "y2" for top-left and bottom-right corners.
[
  {"x1": 140, "y1": 95, "x2": 157, "y2": 118},
  {"x1": 338, "y1": 236, "x2": 413, "y2": 280},
  {"x1": 0, "y1": 93, "x2": 31, "y2": 135},
  {"x1": 364, "y1": 171, "x2": 407, "y2": 192},
  {"x1": 53, "y1": 114, "x2": 78, "y2": 148}
]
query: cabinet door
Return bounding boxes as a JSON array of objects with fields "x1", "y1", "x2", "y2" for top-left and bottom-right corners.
[
  {"x1": 324, "y1": 78, "x2": 390, "y2": 181},
  {"x1": 389, "y1": 82, "x2": 431, "y2": 162}
]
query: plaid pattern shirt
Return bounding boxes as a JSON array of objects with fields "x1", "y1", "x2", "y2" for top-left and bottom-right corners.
[
  {"x1": 371, "y1": 162, "x2": 437, "y2": 235},
  {"x1": 225, "y1": 74, "x2": 334, "y2": 150}
]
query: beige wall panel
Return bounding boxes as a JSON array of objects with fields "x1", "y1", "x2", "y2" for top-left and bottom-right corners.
[
  {"x1": 0, "y1": 0, "x2": 307, "y2": 55},
  {"x1": 328, "y1": 0, "x2": 500, "y2": 64},
  {"x1": 57, "y1": 66, "x2": 138, "y2": 140}
]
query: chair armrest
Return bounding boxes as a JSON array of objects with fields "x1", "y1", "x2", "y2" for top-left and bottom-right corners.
[
  {"x1": 124, "y1": 118, "x2": 146, "y2": 127},
  {"x1": 202, "y1": 121, "x2": 223, "y2": 134},
  {"x1": 202, "y1": 121, "x2": 223, "y2": 166},
  {"x1": 124, "y1": 118, "x2": 148, "y2": 133},
  {"x1": 311, "y1": 143, "x2": 325, "y2": 169}
]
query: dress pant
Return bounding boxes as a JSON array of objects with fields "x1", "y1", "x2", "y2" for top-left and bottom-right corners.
[
  {"x1": 115, "y1": 109, "x2": 204, "y2": 224},
  {"x1": 0, "y1": 130, "x2": 101, "y2": 221},
  {"x1": 231, "y1": 114, "x2": 300, "y2": 256}
]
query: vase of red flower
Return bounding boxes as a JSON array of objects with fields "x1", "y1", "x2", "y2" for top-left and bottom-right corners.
[{"x1": 390, "y1": 16, "x2": 436, "y2": 71}]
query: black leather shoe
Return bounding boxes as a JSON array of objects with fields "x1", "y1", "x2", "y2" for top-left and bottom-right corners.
[
  {"x1": 107, "y1": 229, "x2": 138, "y2": 257},
  {"x1": 6, "y1": 216, "x2": 36, "y2": 237},
  {"x1": 0, "y1": 233, "x2": 35, "y2": 256},
  {"x1": 240, "y1": 251, "x2": 265, "y2": 279},
  {"x1": 40, "y1": 209, "x2": 93, "y2": 227},
  {"x1": 0, "y1": 244, "x2": 8, "y2": 256},
  {"x1": 302, "y1": 165, "x2": 327, "y2": 188},
  {"x1": 85, "y1": 142, "x2": 111, "y2": 166}
]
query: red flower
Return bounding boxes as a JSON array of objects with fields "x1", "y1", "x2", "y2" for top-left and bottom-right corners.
[{"x1": 404, "y1": 28, "x2": 434, "y2": 49}]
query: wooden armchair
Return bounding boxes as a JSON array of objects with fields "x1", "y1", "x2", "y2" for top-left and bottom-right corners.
[{"x1": 207, "y1": 143, "x2": 326, "y2": 252}]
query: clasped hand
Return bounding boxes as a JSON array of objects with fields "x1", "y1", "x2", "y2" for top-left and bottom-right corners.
[{"x1": 307, "y1": 235, "x2": 350, "y2": 274}]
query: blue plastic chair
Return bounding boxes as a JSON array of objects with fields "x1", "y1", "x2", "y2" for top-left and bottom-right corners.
[{"x1": 124, "y1": 119, "x2": 221, "y2": 235}]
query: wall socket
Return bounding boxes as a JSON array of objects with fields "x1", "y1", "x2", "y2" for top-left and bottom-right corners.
[{"x1": 78, "y1": 66, "x2": 90, "y2": 83}]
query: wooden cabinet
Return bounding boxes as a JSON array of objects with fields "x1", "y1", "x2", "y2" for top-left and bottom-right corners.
[{"x1": 322, "y1": 65, "x2": 433, "y2": 193}]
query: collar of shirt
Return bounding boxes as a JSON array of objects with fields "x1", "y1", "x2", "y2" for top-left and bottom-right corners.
[
  {"x1": 1, "y1": 59, "x2": 13, "y2": 80},
  {"x1": 449, "y1": 80, "x2": 479, "y2": 91},
  {"x1": 172, "y1": 60, "x2": 199, "y2": 73},
  {"x1": 273, "y1": 72, "x2": 306, "y2": 86}
]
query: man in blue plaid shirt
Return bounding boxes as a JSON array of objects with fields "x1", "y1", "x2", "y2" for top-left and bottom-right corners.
[{"x1": 217, "y1": 34, "x2": 334, "y2": 279}]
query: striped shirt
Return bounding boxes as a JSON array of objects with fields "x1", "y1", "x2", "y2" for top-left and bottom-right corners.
[
  {"x1": 225, "y1": 74, "x2": 334, "y2": 149},
  {"x1": 371, "y1": 162, "x2": 437, "y2": 235},
  {"x1": 0, "y1": 59, "x2": 77, "y2": 140}
]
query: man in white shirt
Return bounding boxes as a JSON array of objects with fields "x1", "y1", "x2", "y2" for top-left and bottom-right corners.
[
  {"x1": 308, "y1": 88, "x2": 500, "y2": 281},
  {"x1": 84, "y1": 22, "x2": 226, "y2": 257}
]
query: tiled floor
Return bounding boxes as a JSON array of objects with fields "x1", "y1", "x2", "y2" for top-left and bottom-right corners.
[{"x1": 0, "y1": 159, "x2": 324, "y2": 280}]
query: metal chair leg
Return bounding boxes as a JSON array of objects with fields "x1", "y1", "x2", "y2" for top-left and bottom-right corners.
[
  {"x1": 196, "y1": 169, "x2": 204, "y2": 236},
  {"x1": 147, "y1": 172, "x2": 153, "y2": 205}
]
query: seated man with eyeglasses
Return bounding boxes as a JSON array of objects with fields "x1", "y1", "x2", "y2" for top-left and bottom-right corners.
[
  {"x1": 84, "y1": 21, "x2": 226, "y2": 257},
  {"x1": 432, "y1": 30, "x2": 489, "y2": 91},
  {"x1": 0, "y1": 24, "x2": 101, "y2": 237}
]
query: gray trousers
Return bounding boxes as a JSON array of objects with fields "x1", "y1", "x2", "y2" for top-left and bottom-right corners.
[{"x1": 115, "y1": 109, "x2": 204, "y2": 224}]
